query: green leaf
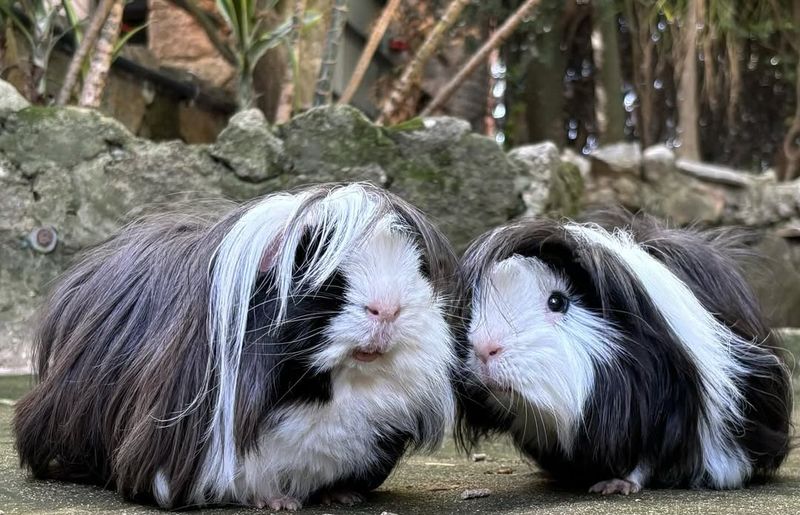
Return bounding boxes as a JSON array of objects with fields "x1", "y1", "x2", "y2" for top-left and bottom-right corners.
[
  {"x1": 301, "y1": 10, "x2": 322, "y2": 29},
  {"x1": 112, "y1": 22, "x2": 149, "y2": 61},
  {"x1": 61, "y1": 0, "x2": 84, "y2": 44},
  {"x1": 385, "y1": 117, "x2": 426, "y2": 133}
]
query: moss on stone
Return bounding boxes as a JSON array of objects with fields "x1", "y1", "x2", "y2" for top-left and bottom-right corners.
[{"x1": 548, "y1": 161, "x2": 584, "y2": 217}]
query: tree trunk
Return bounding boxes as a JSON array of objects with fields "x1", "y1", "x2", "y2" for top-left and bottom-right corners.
[
  {"x1": 313, "y1": 0, "x2": 348, "y2": 106},
  {"x1": 78, "y1": 0, "x2": 124, "y2": 108},
  {"x1": 781, "y1": 0, "x2": 800, "y2": 181},
  {"x1": 725, "y1": 35, "x2": 742, "y2": 130},
  {"x1": 591, "y1": 0, "x2": 625, "y2": 144},
  {"x1": 56, "y1": 0, "x2": 117, "y2": 105},
  {"x1": 377, "y1": 0, "x2": 471, "y2": 124},
  {"x1": 698, "y1": 0, "x2": 718, "y2": 113},
  {"x1": 275, "y1": 0, "x2": 306, "y2": 122},
  {"x1": 676, "y1": 0, "x2": 701, "y2": 159},
  {"x1": 524, "y1": 0, "x2": 567, "y2": 144}
]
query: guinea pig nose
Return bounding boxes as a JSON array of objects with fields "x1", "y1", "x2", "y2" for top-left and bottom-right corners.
[
  {"x1": 365, "y1": 303, "x2": 401, "y2": 322},
  {"x1": 475, "y1": 341, "x2": 503, "y2": 364}
]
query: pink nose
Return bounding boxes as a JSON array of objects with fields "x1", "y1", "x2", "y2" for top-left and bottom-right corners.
[
  {"x1": 366, "y1": 303, "x2": 401, "y2": 323},
  {"x1": 475, "y1": 341, "x2": 503, "y2": 364}
]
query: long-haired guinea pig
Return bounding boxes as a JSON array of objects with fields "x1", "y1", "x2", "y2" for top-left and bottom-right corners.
[
  {"x1": 455, "y1": 212, "x2": 792, "y2": 495},
  {"x1": 14, "y1": 183, "x2": 459, "y2": 510}
]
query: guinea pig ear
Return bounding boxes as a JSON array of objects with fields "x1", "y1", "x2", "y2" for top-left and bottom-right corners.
[{"x1": 257, "y1": 236, "x2": 284, "y2": 273}]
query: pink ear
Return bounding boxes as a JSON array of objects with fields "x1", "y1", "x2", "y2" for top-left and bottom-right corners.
[{"x1": 258, "y1": 238, "x2": 283, "y2": 273}]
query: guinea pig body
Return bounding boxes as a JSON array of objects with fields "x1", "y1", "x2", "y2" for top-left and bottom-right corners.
[
  {"x1": 456, "y1": 214, "x2": 792, "y2": 495},
  {"x1": 14, "y1": 183, "x2": 457, "y2": 510}
]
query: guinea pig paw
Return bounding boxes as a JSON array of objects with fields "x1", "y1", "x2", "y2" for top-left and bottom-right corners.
[
  {"x1": 257, "y1": 496, "x2": 302, "y2": 511},
  {"x1": 320, "y1": 490, "x2": 366, "y2": 506},
  {"x1": 588, "y1": 478, "x2": 641, "y2": 496}
]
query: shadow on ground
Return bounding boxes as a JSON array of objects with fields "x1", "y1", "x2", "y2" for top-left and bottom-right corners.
[{"x1": 1, "y1": 374, "x2": 798, "y2": 515}]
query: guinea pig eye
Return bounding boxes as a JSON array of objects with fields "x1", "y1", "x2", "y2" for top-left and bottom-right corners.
[{"x1": 547, "y1": 292, "x2": 569, "y2": 313}]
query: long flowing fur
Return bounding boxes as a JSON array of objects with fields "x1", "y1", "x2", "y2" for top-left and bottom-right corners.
[
  {"x1": 455, "y1": 211, "x2": 792, "y2": 490},
  {"x1": 14, "y1": 183, "x2": 459, "y2": 508}
]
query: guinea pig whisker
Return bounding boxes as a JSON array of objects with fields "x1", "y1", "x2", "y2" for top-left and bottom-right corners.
[
  {"x1": 246, "y1": 326, "x2": 331, "y2": 347},
  {"x1": 243, "y1": 312, "x2": 342, "y2": 333},
  {"x1": 257, "y1": 311, "x2": 342, "y2": 328}
]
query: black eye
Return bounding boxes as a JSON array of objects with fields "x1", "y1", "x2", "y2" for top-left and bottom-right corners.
[{"x1": 547, "y1": 292, "x2": 569, "y2": 313}]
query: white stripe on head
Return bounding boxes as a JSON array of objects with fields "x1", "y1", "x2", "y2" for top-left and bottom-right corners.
[
  {"x1": 565, "y1": 223, "x2": 753, "y2": 487},
  {"x1": 195, "y1": 184, "x2": 392, "y2": 501}
]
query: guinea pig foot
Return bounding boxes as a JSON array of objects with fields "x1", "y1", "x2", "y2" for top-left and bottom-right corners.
[
  {"x1": 255, "y1": 496, "x2": 302, "y2": 511},
  {"x1": 320, "y1": 490, "x2": 366, "y2": 506},
  {"x1": 588, "y1": 478, "x2": 641, "y2": 496}
]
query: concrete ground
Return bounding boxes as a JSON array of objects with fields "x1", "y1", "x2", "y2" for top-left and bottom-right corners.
[{"x1": 1, "y1": 374, "x2": 799, "y2": 515}]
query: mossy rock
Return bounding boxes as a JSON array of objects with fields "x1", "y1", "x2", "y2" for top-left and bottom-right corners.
[
  {"x1": 548, "y1": 161, "x2": 583, "y2": 217},
  {"x1": 0, "y1": 107, "x2": 132, "y2": 168}
]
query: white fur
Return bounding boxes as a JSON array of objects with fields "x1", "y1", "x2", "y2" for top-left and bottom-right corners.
[
  {"x1": 468, "y1": 255, "x2": 623, "y2": 454},
  {"x1": 188, "y1": 185, "x2": 453, "y2": 505},
  {"x1": 566, "y1": 223, "x2": 753, "y2": 487},
  {"x1": 153, "y1": 470, "x2": 170, "y2": 507}
]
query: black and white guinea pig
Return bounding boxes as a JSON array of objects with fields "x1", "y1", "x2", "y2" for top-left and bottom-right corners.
[
  {"x1": 455, "y1": 212, "x2": 792, "y2": 495},
  {"x1": 14, "y1": 183, "x2": 459, "y2": 510}
]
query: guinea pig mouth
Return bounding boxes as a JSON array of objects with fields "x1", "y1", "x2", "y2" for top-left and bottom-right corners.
[{"x1": 352, "y1": 336, "x2": 393, "y2": 362}]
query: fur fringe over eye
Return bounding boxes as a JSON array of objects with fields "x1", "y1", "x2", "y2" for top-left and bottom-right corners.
[
  {"x1": 455, "y1": 209, "x2": 793, "y2": 491},
  {"x1": 13, "y1": 183, "x2": 460, "y2": 508}
]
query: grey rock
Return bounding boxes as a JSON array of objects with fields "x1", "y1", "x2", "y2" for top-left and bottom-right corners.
[
  {"x1": 561, "y1": 148, "x2": 591, "y2": 179},
  {"x1": 676, "y1": 158, "x2": 751, "y2": 187},
  {"x1": 390, "y1": 116, "x2": 473, "y2": 152},
  {"x1": 510, "y1": 142, "x2": 583, "y2": 218},
  {"x1": 0, "y1": 79, "x2": 30, "y2": 112},
  {"x1": 210, "y1": 108, "x2": 284, "y2": 182},
  {"x1": 590, "y1": 142, "x2": 642, "y2": 177},
  {"x1": 641, "y1": 144, "x2": 675, "y2": 182},
  {"x1": 389, "y1": 128, "x2": 524, "y2": 252},
  {"x1": 279, "y1": 104, "x2": 396, "y2": 183},
  {"x1": 584, "y1": 142, "x2": 643, "y2": 208},
  {"x1": 746, "y1": 232, "x2": 800, "y2": 327},
  {"x1": 509, "y1": 142, "x2": 561, "y2": 216},
  {"x1": 0, "y1": 107, "x2": 132, "y2": 168}
]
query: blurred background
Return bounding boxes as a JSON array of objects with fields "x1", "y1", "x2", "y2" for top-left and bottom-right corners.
[{"x1": 2, "y1": 0, "x2": 799, "y2": 176}]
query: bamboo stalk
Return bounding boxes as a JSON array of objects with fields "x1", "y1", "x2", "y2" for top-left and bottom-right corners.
[
  {"x1": 420, "y1": 0, "x2": 541, "y2": 118},
  {"x1": 55, "y1": 0, "x2": 116, "y2": 105},
  {"x1": 276, "y1": 0, "x2": 307, "y2": 122},
  {"x1": 338, "y1": 0, "x2": 402, "y2": 105},
  {"x1": 78, "y1": 0, "x2": 124, "y2": 107},
  {"x1": 313, "y1": 0, "x2": 348, "y2": 106},
  {"x1": 376, "y1": 0, "x2": 470, "y2": 123}
]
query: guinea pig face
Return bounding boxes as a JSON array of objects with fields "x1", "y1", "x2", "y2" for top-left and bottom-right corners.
[
  {"x1": 312, "y1": 215, "x2": 450, "y2": 371},
  {"x1": 467, "y1": 255, "x2": 617, "y2": 419}
]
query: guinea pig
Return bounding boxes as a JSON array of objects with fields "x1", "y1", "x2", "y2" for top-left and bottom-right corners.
[
  {"x1": 14, "y1": 183, "x2": 459, "y2": 510},
  {"x1": 454, "y1": 213, "x2": 792, "y2": 495}
]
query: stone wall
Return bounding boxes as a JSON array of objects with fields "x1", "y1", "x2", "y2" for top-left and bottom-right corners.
[
  {"x1": 0, "y1": 79, "x2": 580, "y2": 371},
  {"x1": 570, "y1": 141, "x2": 800, "y2": 328},
  {"x1": 2, "y1": 79, "x2": 800, "y2": 371}
]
